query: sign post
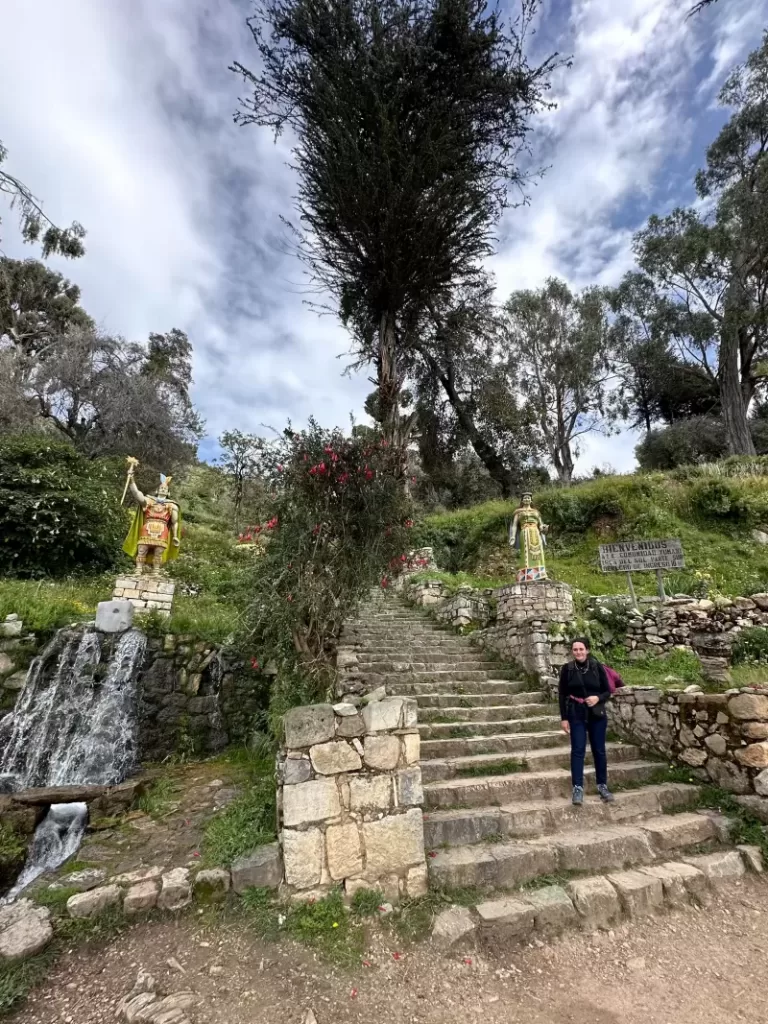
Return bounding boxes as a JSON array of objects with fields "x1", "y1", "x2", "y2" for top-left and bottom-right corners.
[{"x1": 599, "y1": 539, "x2": 684, "y2": 605}]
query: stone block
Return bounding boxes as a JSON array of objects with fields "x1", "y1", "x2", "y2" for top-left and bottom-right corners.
[
  {"x1": 282, "y1": 828, "x2": 325, "y2": 889},
  {"x1": 0, "y1": 617, "x2": 22, "y2": 639},
  {"x1": 684, "y1": 850, "x2": 746, "y2": 883},
  {"x1": 310, "y1": 740, "x2": 362, "y2": 775},
  {"x1": 0, "y1": 899, "x2": 53, "y2": 960},
  {"x1": 333, "y1": 702, "x2": 359, "y2": 716},
  {"x1": 607, "y1": 869, "x2": 664, "y2": 918},
  {"x1": 523, "y1": 886, "x2": 577, "y2": 934},
  {"x1": 349, "y1": 775, "x2": 392, "y2": 812},
  {"x1": 639, "y1": 813, "x2": 716, "y2": 851},
  {"x1": 402, "y1": 733, "x2": 420, "y2": 765},
  {"x1": 680, "y1": 748, "x2": 708, "y2": 767},
  {"x1": 738, "y1": 845, "x2": 764, "y2": 873},
  {"x1": 755, "y1": 769, "x2": 768, "y2": 797},
  {"x1": 282, "y1": 777, "x2": 341, "y2": 827},
  {"x1": 704, "y1": 733, "x2": 728, "y2": 756},
  {"x1": 3, "y1": 671, "x2": 27, "y2": 691},
  {"x1": 326, "y1": 823, "x2": 363, "y2": 880},
  {"x1": 728, "y1": 693, "x2": 768, "y2": 721},
  {"x1": 734, "y1": 741, "x2": 768, "y2": 768},
  {"x1": 231, "y1": 844, "x2": 282, "y2": 892},
  {"x1": 406, "y1": 864, "x2": 429, "y2": 898},
  {"x1": 336, "y1": 714, "x2": 365, "y2": 738},
  {"x1": 567, "y1": 876, "x2": 621, "y2": 930},
  {"x1": 432, "y1": 906, "x2": 476, "y2": 948},
  {"x1": 193, "y1": 868, "x2": 232, "y2": 902},
  {"x1": 123, "y1": 880, "x2": 159, "y2": 915},
  {"x1": 67, "y1": 884, "x2": 122, "y2": 919},
  {"x1": 284, "y1": 704, "x2": 336, "y2": 748},
  {"x1": 363, "y1": 734, "x2": 400, "y2": 771},
  {"x1": 476, "y1": 898, "x2": 535, "y2": 940},
  {"x1": 402, "y1": 698, "x2": 418, "y2": 728},
  {"x1": 743, "y1": 722, "x2": 768, "y2": 740},
  {"x1": 362, "y1": 808, "x2": 425, "y2": 878},
  {"x1": 395, "y1": 768, "x2": 423, "y2": 807},
  {"x1": 363, "y1": 697, "x2": 405, "y2": 733},
  {"x1": 362, "y1": 685, "x2": 387, "y2": 704},
  {"x1": 639, "y1": 862, "x2": 706, "y2": 908},
  {"x1": 158, "y1": 868, "x2": 192, "y2": 911},
  {"x1": 283, "y1": 757, "x2": 312, "y2": 786}
]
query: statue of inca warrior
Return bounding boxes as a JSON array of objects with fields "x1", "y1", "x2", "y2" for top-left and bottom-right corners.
[
  {"x1": 121, "y1": 458, "x2": 182, "y2": 575},
  {"x1": 509, "y1": 492, "x2": 549, "y2": 583}
]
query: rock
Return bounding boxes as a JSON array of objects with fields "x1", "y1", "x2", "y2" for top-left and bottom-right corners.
[
  {"x1": 627, "y1": 956, "x2": 646, "y2": 972},
  {"x1": 432, "y1": 906, "x2": 476, "y2": 947},
  {"x1": 157, "y1": 868, "x2": 192, "y2": 911},
  {"x1": 0, "y1": 617, "x2": 22, "y2": 639},
  {"x1": 395, "y1": 768, "x2": 424, "y2": 807},
  {"x1": 0, "y1": 899, "x2": 53, "y2": 960},
  {"x1": 283, "y1": 704, "x2": 336, "y2": 748},
  {"x1": 567, "y1": 876, "x2": 621, "y2": 930},
  {"x1": 742, "y1": 722, "x2": 768, "y2": 740},
  {"x1": 734, "y1": 741, "x2": 768, "y2": 768},
  {"x1": 282, "y1": 828, "x2": 325, "y2": 889},
  {"x1": 704, "y1": 733, "x2": 728, "y2": 757},
  {"x1": 283, "y1": 757, "x2": 312, "y2": 786},
  {"x1": 683, "y1": 685, "x2": 703, "y2": 694},
  {"x1": 282, "y1": 777, "x2": 341, "y2": 827},
  {"x1": 402, "y1": 733, "x2": 420, "y2": 765},
  {"x1": 0, "y1": 653, "x2": 13, "y2": 676},
  {"x1": 10, "y1": 783, "x2": 108, "y2": 806},
  {"x1": 336, "y1": 714, "x2": 365, "y2": 738},
  {"x1": 112, "y1": 866, "x2": 164, "y2": 886},
  {"x1": 123, "y1": 880, "x2": 160, "y2": 915},
  {"x1": 302, "y1": 1011, "x2": 319, "y2": 1024},
  {"x1": 680, "y1": 748, "x2": 708, "y2": 767},
  {"x1": 738, "y1": 845, "x2": 765, "y2": 873},
  {"x1": 406, "y1": 863, "x2": 429, "y2": 898},
  {"x1": 523, "y1": 885, "x2": 577, "y2": 935},
  {"x1": 332, "y1": 703, "x2": 359, "y2": 716},
  {"x1": 67, "y1": 884, "x2": 122, "y2": 919},
  {"x1": 476, "y1": 897, "x2": 535, "y2": 940},
  {"x1": 362, "y1": 686, "x2": 387, "y2": 704},
  {"x1": 752, "y1": 529, "x2": 768, "y2": 545},
  {"x1": 48, "y1": 868, "x2": 106, "y2": 892},
  {"x1": 684, "y1": 850, "x2": 746, "y2": 882},
  {"x1": 363, "y1": 697, "x2": 406, "y2": 732},
  {"x1": 362, "y1": 808, "x2": 425, "y2": 878},
  {"x1": 363, "y1": 734, "x2": 401, "y2": 771},
  {"x1": 193, "y1": 867, "x2": 232, "y2": 902},
  {"x1": 309, "y1": 740, "x2": 362, "y2": 775},
  {"x1": 231, "y1": 844, "x2": 282, "y2": 892},
  {"x1": 729, "y1": 693, "x2": 768, "y2": 721},
  {"x1": 607, "y1": 869, "x2": 664, "y2": 918},
  {"x1": 349, "y1": 775, "x2": 392, "y2": 812},
  {"x1": 95, "y1": 600, "x2": 134, "y2": 633},
  {"x1": 325, "y1": 823, "x2": 363, "y2": 880},
  {"x1": 755, "y1": 768, "x2": 768, "y2": 797},
  {"x1": 751, "y1": 592, "x2": 768, "y2": 611},
  {"x1": 3, "y1": 671, "x2": 26, "y2": 691}
]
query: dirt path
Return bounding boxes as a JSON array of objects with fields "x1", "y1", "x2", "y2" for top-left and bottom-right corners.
[{"x1": 11, "y1": 876, "x2": 768, "y2": 1024}]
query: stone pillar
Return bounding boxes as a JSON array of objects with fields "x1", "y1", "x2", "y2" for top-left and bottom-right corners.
[
  {"x1": 277, "y1": 695, "x2": 427, "y2": 901},
  {"x1": 112, "y1": 576, "x2": 175, "y2": 619},
  {"x1": 492, "y1": 580, "x2": 574, "y2": 684}
]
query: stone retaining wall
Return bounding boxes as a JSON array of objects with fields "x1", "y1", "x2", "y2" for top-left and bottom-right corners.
[
  {"x1": 609, "y1": 685, "x2": 768, "y2": 802},
  {"x1": 112, "y1": 575, "x2": 176, "y2": 618},
  {"x1": 277, "y1": 695, "x2": 428, "y2": 899}
]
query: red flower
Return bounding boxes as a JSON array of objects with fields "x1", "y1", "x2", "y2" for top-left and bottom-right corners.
[
  {"x1": 400, "y1": 554, "x2": 407, "y2": 562},
  {"x1": 251, "y1": 658, "x2": 260, "y2": 670},
  {"x1": 381, "y1": 577, "x2": 389, "y2": 589},
  {"x1": 287, "y1": 594, "x2": 293, "y2": 602},
  {"x1": 319, "y1": 462, "x2": 327, "y2": 474},
  {"x1": 350, "y1": 989, "x2": 358, "y2": 999},
  {"x1": 312, "y1": 524, "x2": 321, "y2": 536},
  {"x1": 277, "y1": 464, "x2": 283, "y2": 472},
  {"x1": 309, "y1": 466, "x2": 317, "y2": 476},
  {"x1": 365, "y1": 470, "x2": 374, "y2": 481},
  {"x1": 405, "y1": 519, "x2": 414, "y2": 528},
  {"x1": 392, "y1": 952, "x2": 403, "y2": 961}
]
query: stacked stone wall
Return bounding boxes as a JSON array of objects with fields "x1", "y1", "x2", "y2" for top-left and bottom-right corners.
[
  {"x1": 112, "y1": 575, "x2": 175, "y2": 618},
  {"x1": 277, "y1": 695, "x2": 427, "y2": 899}
]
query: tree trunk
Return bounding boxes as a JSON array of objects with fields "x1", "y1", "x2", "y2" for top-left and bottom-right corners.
[
  {"x1": 720, "y1": 272, "x2": 756, "y2": 456},
  {"x1": 378, "y1": 311, "x2": 401, "y2": 447},
  {"x1": 419, "y1": 347, "x2": 516, "y2": 497}
]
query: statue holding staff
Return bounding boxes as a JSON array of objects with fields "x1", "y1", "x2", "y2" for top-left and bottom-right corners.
[
  {"x1": 120, "y1": 458, "x2": 182, "y2": 575},
  {"x1": 509, "y1": 492, "x2": 548, "y2": 583}
]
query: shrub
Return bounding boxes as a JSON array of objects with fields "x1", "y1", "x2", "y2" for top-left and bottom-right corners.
[
  {"x1": 687, "y1": 478, "x2": 768, "y2": 529},
  {"x1": 732, "y1": 627, "x2": 768, "y2": 665},
  {"x1": 0, "y1": 435, "x2": 126, "y2": 577}
]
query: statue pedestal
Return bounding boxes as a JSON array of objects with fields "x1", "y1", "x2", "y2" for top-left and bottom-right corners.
[
  {"x1": 112, "y1": 575, "x2": 175, "y2": 619},
  {"x1": 492, "y1": 580, "x2": 574, "y2": 686}
]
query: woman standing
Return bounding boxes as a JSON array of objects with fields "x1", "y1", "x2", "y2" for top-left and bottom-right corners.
[{"x1": 559, "y1": 638, "x2": 614, "y2": 806}]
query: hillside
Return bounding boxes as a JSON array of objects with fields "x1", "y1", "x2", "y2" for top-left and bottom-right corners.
[{"x1": 415, "y1": 459, "x2": 768, "y2": 600}]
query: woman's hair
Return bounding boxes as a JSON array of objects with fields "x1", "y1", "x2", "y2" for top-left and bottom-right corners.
[{"x1": 571, "y1": 636, "x2": 591, "y2": 651}]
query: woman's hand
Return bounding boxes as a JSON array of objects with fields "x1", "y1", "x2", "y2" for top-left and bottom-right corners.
[
  {"x1": 585, "y1": 695, "x2": 599, "y2": 707},
  {"x1": 561, "y1": 720, "x2": 570, "y2": 734}
]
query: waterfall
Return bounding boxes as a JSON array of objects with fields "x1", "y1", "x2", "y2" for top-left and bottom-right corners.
[{"x1": 0, "y1": 627, "x2": 147, "y2": 899}]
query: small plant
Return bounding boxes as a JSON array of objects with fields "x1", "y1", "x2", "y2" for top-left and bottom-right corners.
[
  {"x1": 732, "y1": 626, "x2": 768, "y2": 665},
  {"x1": 203, "y1": 759, "x2": 276, "y2": 868},
  {"x1": 350, "y1": 887, "x2": 383, "y2": 917},
  {"x1": 136, "y1": 776, "x2": 177, "y2": 819}
]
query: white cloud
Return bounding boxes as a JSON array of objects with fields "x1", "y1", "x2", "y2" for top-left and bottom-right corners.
[{"x1": 1, "y1": 0, "x2": 766, "y2": 477}]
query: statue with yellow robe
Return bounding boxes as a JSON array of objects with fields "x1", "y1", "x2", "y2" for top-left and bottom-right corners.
[
  {"x1": 122, "y1": 461, "x2": 182, "y2": 575},
  {"x1": 509, "y1": 492, "x2": 548, "y2": 583}
]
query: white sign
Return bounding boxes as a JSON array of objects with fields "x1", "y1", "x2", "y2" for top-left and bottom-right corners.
[{"x1": 599, "y1": 539, "x2": 685, "y2": 574}]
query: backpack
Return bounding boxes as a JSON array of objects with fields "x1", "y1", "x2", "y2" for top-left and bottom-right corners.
[{"x1": 604, "y1": 665, "x2": 624, "y2": 694}]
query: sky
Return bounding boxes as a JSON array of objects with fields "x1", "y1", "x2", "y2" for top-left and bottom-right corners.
[{"x1": 1, "y1": 0, "x2": 767, "y2": 474}]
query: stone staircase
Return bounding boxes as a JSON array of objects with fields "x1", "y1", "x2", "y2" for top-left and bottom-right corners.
[{"x1": 340, "y1": 590, "x2": 762, "y2": 941}]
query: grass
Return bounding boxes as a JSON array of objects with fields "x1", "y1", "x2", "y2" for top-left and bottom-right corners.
[
  {"x1": 136, "y1": 776, "x2": 177, "y2": 818},
  {"x1": 454, "y1": 758, "x2": 527, "y2": 778},
  {"x1": 202, "y1": 749, "x2": 277, "y2": 868},
  {"x1": 611, "y1": 648, "x2": 705, "y2": 689},
  {"x1": 394, "y1": 885, "x2": 490, "y2": 944}
]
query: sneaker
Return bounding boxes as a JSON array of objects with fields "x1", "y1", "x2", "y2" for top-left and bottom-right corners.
[
  {"x1": 597, "y1": 784, "x2": 615, "y2": 803},
  {"x1": 572, "y1": 785, "x2": 584, "y2": 806}
]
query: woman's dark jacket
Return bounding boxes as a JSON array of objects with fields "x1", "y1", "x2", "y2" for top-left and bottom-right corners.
[{"x1": 558, "y1": 656, "x2": 611, "y2": 721}]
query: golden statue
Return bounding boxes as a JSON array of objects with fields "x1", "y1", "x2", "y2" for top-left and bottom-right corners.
[
  {"x1": 121, "y1": 458, "x2": 182, "y2": 575},
  {"x1": 509, "y1": 492, "x2": 548, "y2": 583}
]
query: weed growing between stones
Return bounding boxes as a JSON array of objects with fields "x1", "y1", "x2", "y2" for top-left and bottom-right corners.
[
  {"x1": 696, "y1": 786, "x2": 768, "y2": 865},
  {"x1": 136, "y1": 776, "x2": 177, "y2": 818},
  {"x1": 350, "y1": 888, "x2": 383, "y2": 917},
  {"x1": 393, "y1": 886, "x2": 491, "y2": 944}
]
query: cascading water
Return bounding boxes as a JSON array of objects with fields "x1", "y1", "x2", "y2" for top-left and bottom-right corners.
[{"x1": 0, "y1": 627, "x2": 147, "y2": 900}]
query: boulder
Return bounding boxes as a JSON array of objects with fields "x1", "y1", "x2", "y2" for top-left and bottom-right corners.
[
  {"x1": 193, "y1": 867, "x2": 232, "y2": 902},
  {"x1": 432, "y1": 906, "x2": 476, "y2": 948},
  {"x1": 0, "y1": 899, "x2": 52, "y2": 960},
  {"x1": 231, "y1": 844, "x2": 282, "y2": 892},
  {"x1": 157, "y1": 868, "x2": 192, "y2": 911},
  {"x1": 123, "y1": 880, "x2": 160, "y2": 915},
  {"x1": 95, "y1": 600, "x2": 134, "y2": 633},
  {"x1": 67, "y1": 884, "x2": 122, "y2": 919}
]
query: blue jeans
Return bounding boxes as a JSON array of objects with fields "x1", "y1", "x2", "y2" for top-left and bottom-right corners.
[{"x1": 568, "y1": 709, "x2": 608, "y2": 788}]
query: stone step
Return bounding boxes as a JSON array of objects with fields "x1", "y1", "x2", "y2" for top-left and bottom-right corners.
[
  {"x1": 423, "y1": 783, "x2": 699, "y2": 848},
  {"x1": 421, "y1": 729, "x2": 569, "y2": 761},
  {"x1": 354, "y1": 654, "x2": 491, "y2": 667},
  {"x1": 419, "y1": 716, "x2": 561, "y2": 739},
  {"x1": 427, "y1": 813, "x2": 721, "y2": 890},
  {"x1": 434, "y1": 850, "x2": 754, "y2": 947},
  {"x1": 424, "y1": 759, "x2": 661, "y2": 809},
  {"x1": 421, "y1": 742, "x2": 642, "y2": 783},
  {"x1": 414, "y1": 691, "x2": 540, "y2": 709},
  {"x1": 419, "y1": 702, "x2": 555, "y2": 724},
  {"x1": 341, "y1": 639, "x2": 477, "y2": 649},
  {"x1": 389, "y1": 679, "x2": 531, "y2": 696},
  {"x1": 372, "y1": 669, "x2": 521, "y2": 683}
]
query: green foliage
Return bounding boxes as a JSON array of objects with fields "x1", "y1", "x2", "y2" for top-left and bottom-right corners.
[
  {"x1": 136, "y1": 777, "x2": 177, "y2": 818},
  {"x1": 203, "y1": 755, "x2": 276, "y2": 867},
  {"x1": 612, "y1": 648, "x2": 704, "y2": 688},
  {"x1": 0, "y1": 949, "x2": 55, "y2": 1017},
  {"x1": 31, "y1": 886, "x2": 80, "y2": 911},
  {"x1": 0, "y1": 435, "x2": 126, "y2": 578},
  {"x1": 732, "y1": 626, "x2": 768, "y2": 665},
  {"x1": 394, "y1": 885, "x2": 490, "y2": 944},
  {"x1": 350, "y1": 887, "x2": 383, "y2": 917},
  {"x1": 242, "y1": 421, "x2": 413, "y2": 715}
]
